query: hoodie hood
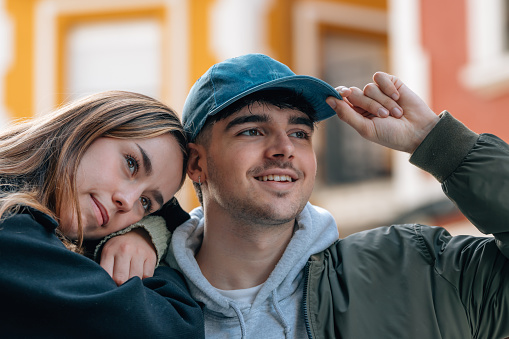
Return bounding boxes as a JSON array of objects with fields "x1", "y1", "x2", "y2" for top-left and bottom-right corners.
[
  {"x1": 167, "y1": 202, "x2": 338, "y2": 312},
  {"x1": 165, "y1": 202, "x2": 339, "y2": 337}
]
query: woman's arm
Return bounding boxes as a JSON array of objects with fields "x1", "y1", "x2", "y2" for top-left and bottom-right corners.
[
  {"x1": 0, "y1": 211, "x2": 203, "y2": 338},
  {"x1": 95, "y1": 197, "x2": 190, "y2": 284}
]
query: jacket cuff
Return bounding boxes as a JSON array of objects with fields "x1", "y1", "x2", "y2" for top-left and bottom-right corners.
[
  {"x1": 94, "y1": 215, "x2": 171, "y2": 264},
  {"x1": 409, "y1": 111, "x2": 479, "y2": 183}
]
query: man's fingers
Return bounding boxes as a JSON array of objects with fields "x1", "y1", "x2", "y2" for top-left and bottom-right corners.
[
  {"x1": 363, "y1": 83, "x2": 403, "y2": 118},
  {"x1": 346, "y1": 86, "x2": 394, "y2": 118},
  {"x1": 335, "y1": 85, "x2": 352, "y2": 98},
  {"x1": 373, "y1": 71, "x2": 402, "y2": 100},
  {"x1": 327, "y1": 97, "x2": 371, "y2": 138}
]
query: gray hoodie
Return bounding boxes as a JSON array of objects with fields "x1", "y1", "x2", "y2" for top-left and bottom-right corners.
[{"x1": 165, "y1": 202, "x2": 339, "y2": 338}]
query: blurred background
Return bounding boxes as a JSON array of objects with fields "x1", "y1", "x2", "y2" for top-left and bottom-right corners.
[{"x1": 0, "y1": 0, "x2": 507, "y2": 237}]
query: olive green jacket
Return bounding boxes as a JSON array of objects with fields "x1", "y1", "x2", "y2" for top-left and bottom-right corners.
[{"x1": 304, "y1": 112, "x2": 509, "y2": 338}]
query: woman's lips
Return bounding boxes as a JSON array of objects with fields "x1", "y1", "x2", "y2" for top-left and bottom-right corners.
[{"x1": 91, "y1": 196, "x2": 109, "y2": 226}]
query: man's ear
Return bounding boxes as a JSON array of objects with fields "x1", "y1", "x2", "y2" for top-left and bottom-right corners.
[{"x1": 187, "y1": 142, "x2": 207, "y2": 183}]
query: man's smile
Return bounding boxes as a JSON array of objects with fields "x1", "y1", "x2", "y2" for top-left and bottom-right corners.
[{"x1": 255, "y1": 174, "x2": 294, "y2": 182}]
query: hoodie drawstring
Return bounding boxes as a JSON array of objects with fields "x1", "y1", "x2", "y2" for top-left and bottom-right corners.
[
  {"x1": 229, "y1": 301, "x2": 247, "y2": 338},
  {"x1": 272, "y1": 290, "x2": 291, "y2": 338}
]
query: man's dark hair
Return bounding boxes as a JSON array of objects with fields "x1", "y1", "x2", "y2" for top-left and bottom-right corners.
[{"x1": 192, "y1": 88, "x2": 317, "y2": 205}]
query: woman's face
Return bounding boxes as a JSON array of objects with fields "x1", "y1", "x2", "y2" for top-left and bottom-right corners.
[{"x1": 59, "y1": 134, "x2": 184, "y2": 240}]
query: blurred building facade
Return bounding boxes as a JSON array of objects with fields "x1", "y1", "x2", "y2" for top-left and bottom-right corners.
[{"x1": 0, "y1": 0, "x2": 506, "y2": 236}]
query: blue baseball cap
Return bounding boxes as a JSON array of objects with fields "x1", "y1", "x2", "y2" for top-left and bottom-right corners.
[{"x1": 182, "y1": 53, "x2": 342, "y2": 142}]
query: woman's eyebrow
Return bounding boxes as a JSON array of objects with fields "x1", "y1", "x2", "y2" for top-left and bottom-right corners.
[
  {"x1": 136, "y1": 143, "x2": 153, "y2": 175},
  {"x1": 148, "y1": 189, "x2": 164, "y2": 209},
  {"x1": 136, "y1": 144, "x2": 164, "y2": 207}
]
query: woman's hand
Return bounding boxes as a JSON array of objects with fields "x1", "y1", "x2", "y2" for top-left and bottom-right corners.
[{"x1": 100, "y1": 228, "x2": 157, "y2": 286}]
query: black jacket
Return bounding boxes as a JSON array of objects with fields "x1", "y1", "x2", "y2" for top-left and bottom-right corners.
[{"x1": 0, "y1": 208, "x2": 204, "y2": 338}]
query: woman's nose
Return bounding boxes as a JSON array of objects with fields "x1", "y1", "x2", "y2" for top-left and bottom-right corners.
[{"x1": 112, "y1": 189, "x2": 138, "y2": 212}]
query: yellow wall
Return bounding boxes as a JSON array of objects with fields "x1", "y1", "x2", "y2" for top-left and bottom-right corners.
[
  {"x1": 308, "y1": 0, "x2": 386, "y2": 10},
  {"x1": 268, "y1": 0, "x2": 293, "y2": 66},
  {"x1": 5, "y1": 0, "x2": 37, "y2": 119},
  {"x1": 189, "y1": 0, "x2": 218, "y2": 85}
]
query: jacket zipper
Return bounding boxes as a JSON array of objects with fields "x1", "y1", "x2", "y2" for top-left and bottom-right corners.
[{"x1": 302, "y1": 261, "x2": 313, "y2": 339}]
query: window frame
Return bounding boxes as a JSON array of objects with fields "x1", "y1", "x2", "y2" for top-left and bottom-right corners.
[{"x1": 461, "y1": 0, "x2": 509, "y2": 96}]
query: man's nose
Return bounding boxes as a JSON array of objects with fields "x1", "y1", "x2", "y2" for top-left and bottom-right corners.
[{"x1": 265, "y1": 132, "x2": 295, "y2": 160}]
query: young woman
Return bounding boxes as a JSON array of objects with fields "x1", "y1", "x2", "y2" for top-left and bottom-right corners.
[{"x1": 0, "y1": 91, "x2": 204, "y2": 338}]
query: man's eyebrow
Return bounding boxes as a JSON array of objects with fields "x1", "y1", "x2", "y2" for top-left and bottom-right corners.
[
  {"x1": 225, "y1": 114, "x2": 270, "y2": 131},
  {"x1": 136, "y1": 143, "x2": 153, "y2": 175},
  {"x1": 289, "y1": 115, "x2": 315, "y2": 131}
]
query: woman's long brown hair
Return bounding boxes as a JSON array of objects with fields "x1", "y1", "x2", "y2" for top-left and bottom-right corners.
[{"x1": 0, "y1": 91, "x2": 187, "y2": 249}]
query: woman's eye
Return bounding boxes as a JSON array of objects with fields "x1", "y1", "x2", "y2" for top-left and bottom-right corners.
[
  {"x1": 240, "y1": 129, "x2": 261, "y2": 136},
  {"x1": 140, "y1": 196, "x2": 152, "y2": 212},
  {"x1": 125, "y1": 155, "x2": 138, "y2": 175}
]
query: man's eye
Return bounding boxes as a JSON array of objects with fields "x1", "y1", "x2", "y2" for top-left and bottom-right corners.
[
  {"x1": 140, "y1": 196, "x2": 152, "y2": 212},
  {"x1": 240, "y1": 129, "x2": 261, "y2": 136},
  {"x1": 289, "y1": 131, "x2": 309, "y2": 139},
  {"x1": 125, "y1": 155, "x2": 139, "y2": 175}
]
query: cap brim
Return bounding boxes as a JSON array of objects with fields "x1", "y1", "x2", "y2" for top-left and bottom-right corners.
[{"x1": 206, "y1": 75, "x2": 341, "y2": 122}]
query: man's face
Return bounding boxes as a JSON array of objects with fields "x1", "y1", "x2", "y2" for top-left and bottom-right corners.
[{"x1": 200, "y1": 102, "x2": 317, "y2": 226}]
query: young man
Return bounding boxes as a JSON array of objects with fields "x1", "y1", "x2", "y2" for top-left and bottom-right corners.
[{"x1": 102, "y1": 54, "x2": 509, "y2": 338}]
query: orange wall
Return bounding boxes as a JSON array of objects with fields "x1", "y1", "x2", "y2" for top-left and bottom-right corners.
[{"x1": 421, "y1": 0, "x2": 509, "y2": 141}]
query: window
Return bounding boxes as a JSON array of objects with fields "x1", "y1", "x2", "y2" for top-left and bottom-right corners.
[
  {"x1": 320, "y1": 28, "x2": 390, "y2": 184},
  {"x1": 461, "y1": 0, "x2": 509, "y2": 95},
  {"x1": 291, "y1": 1, "x2": 390, "y2": 185},
  {"x1": 65, "y1": 19, "x2": 162, "y2": 101}
]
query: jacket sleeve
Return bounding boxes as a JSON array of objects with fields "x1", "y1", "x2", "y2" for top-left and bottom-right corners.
[
  {"x1": 417, "y1": 225, "x2": 509, "y2": 338},
  {"x1": 93, "y1": 215, "x2": 171, "y2": 264},
  {"x1": 410, "y1": 111, "x2": 509, "y2": 258},
  {"x1": 0, "y1": 213, "x2": 204, "y2": 339},
  {"x1": 94, "y1": 197, "x2": 190, "y2": 264}
]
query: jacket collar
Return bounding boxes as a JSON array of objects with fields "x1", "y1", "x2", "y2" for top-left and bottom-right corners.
[{"x1": 20, "y1": 206, "x2": 58, "y2": 231}]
